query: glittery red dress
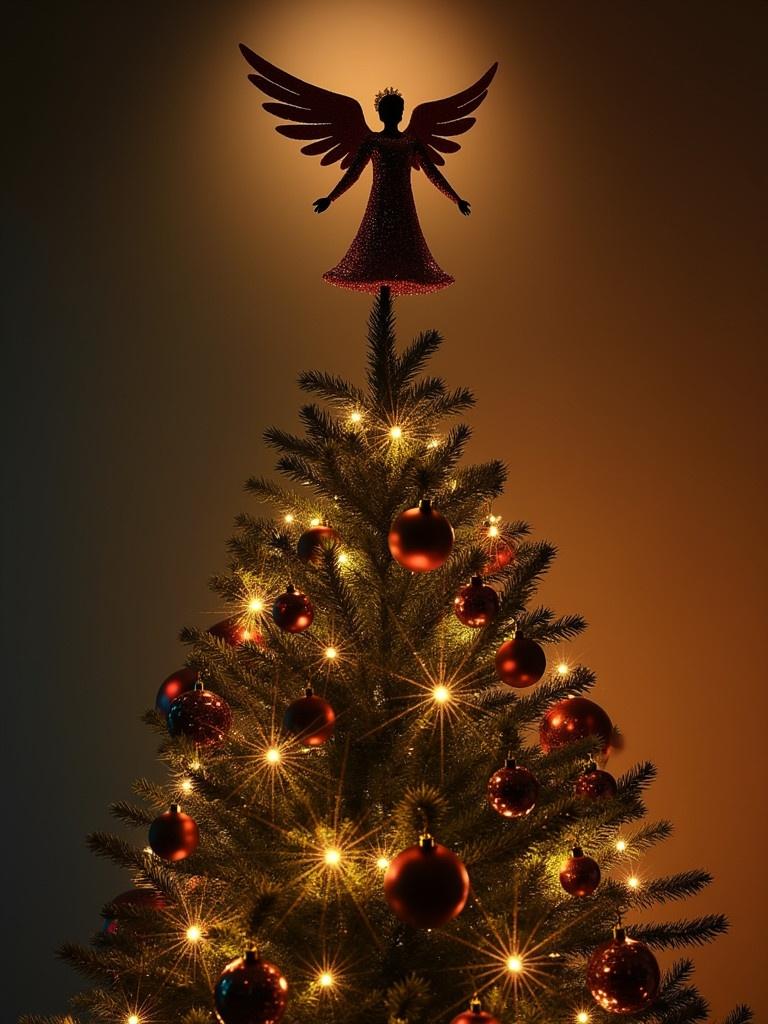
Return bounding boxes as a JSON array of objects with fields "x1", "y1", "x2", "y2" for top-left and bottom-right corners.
[{"x1": 323, "y1": 133, "x2": 462, "y2": 295}]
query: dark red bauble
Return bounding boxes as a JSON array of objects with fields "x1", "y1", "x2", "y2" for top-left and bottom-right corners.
[
  {"x1": 296, "y1": 525, "x2": 341, "y2": 565},
  {"x1": 388, "y1": 499, "x2": 454, "y2": 572},
  {"x1": 450, "y1": 997, "x2": 502, "y2": 1024},
  {"x1": 168, "y1": 683, "x2": 232, "y2": 748},
  {"x1": 559, "y1": 846, "x2": 601, "y2": 896},
  {"x1": 587, "y1": 928, "x2": 660, "y2": 1013},
  {"x1": 272, "y1": 584, "x2": 314, "y2": 633},
  {"x1": 101, "y1": 888, "x2": 165, "y2": 936},
  {"x1": 540, "y1": 697, "x2": 613, "y2": 755},
  {"x1": 575, "y1": 759, "x2": 618, "y2": 800},
  {"x1": 283, "y1": 687, "x2": 335, "y2": 746},
  {"x1": 156, "y1": 667, "x2": 198, "y2": 716},
  {"x1": 454, "y1": 576, "x2": 500, "y2": 628},
  {"x1": 209, "y1": 617, "x2": 263, "y2": 646},
  {"x1": 148, "y1": 804, "x2": 199, "y2": 861},
  {"x1": 384, "y1": 835, "x2": 470, "y2": 928},
  {"x1": 485, "y1": 540, "x2": 515, "y2": 575},
  {"x1": 495, "y1": 637, "x2": 546, "y2": 688},
  {"x1": 487, "y1": 758, "x2": 540, "y2": 818},
  {"x1": 214, "y1": 949, "x2": 288, "y2": 1024}
]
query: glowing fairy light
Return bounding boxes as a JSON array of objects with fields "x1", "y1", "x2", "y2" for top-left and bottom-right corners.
[
  {"x1": 432, "y1": 684, "x2": 451, "y2": 704},
  {"x1": 284, "y1": 513, "x2": 295, "y2": 524},
  {"x1": 376, "y1": 856, "x2": 390, "y2": 870},
  {"x1": 248, "y1": 597, "x2": 265, "y2": 614},
  {"x1": 389, "y1": 424, "x2": 403, "y2": 440},
  {"x1": 189, "y1": 759, "x2": 201, "y2": 771},
  {"x1": 127, "y1": 1017, "x2": 140, "y2": 1024},
  {"x1": 349, "y1": 410, "x2": 362, "y2": 424},
  {"x1": 265, "y1": 746, "x2": 282, "y2": 765},
  {"x1": 427, "y1": 438, "x2": 439, "y2": 449},
  {"x1": 506, "y1": 954, "x2": 524, "y2": 974},
  {"x1": 186, "y1": 924, "x2": 203, "y2": 943},
  {"x1": 324, "y1": 646, "x2": 338, "y2": 661},
  {"x1": 310, "y1": 517, "x2": 322, "y2": 527},
  {"x1": 336, "y1": 551, "x2": 349, "y2": 565},
  {"x1": 616, "y1": 838, "x2": 628, "y2": 853},
  {"x1": 487, "y1": 524, "x2": 500, "y2": 538},
  {"x1": 318, "y1": 971, "x2": 335, "y2": 988},
  {"x1": 576, "y1": 1011, "x2": 591, "y2": 1023},
  {"x1": 180, "y1": 778, "x2": 193, "y2": 795},
  {"x1": 627, "y1": 875, "x2": 641, "y2": 890},
  {"x1": 324, "y1": 848, "x2": 342, "y2": 867},
  {"x1": 556, "y1": 661, "x2": 570, "y2": 676}
]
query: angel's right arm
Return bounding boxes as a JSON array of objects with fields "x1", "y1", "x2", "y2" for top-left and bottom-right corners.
[{"x1": 326, "y1": 139, "x2": 373, "y2": 203}]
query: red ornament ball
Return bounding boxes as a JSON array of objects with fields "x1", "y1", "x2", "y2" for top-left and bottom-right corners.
[
  {"x1": 575, "y1": 759, "x2": 618, "y2": 800},
  {"x1": 148, "y1": 805, "x2": 199, "y2": 861},
  {"x1": 283, "y1": 687, "x2": 335, "y2": 746},
  {"x1": 272, "y1": 584, "x2": 314, "y2": 633},
  {"x1": 388, "y1": 499, "x2": 454, "y2": 572},
  {"x1": 587, "y1": 928, "x2": 660, "y2": 1013},
  {"x1": 209, "y1": 617, "x2": 263, "y2": 646},
  {"x1": 384, "y1": 834, "x2": 469, "y2": 928},
  {"x1": 168, "y1": 682, "x2": 232, "y2": 748},
  {"x1": 487, "y1": 758, "x2": 540, "y2": 818},
  {"x1": 101, "y1": 888, "x2": 165, "y2": 937},
  {"x1": 454, "y1": 576, "x2": 499, "y2": 628},
  {"x1": 540, "y1": 697, "x2": 613, "y2": 754},
  {"x1": 495, "y1": 637, "x2": 546, "y2": 688},
  {"x1": 296, "y1": 525, "x2": 341, "y2": 565},
  {"x1": 485, "y1": 540, "x2": 515, "y2": 575},
  {"x1": 156, "y1": 667, "x2": 198, "y2": 716},
  {"x1": 559, "y1": 846, "x2": 601, "y2": 896},
  {"x1": 214, "y1": 949, "x2": 288, "y2": 1024},
  {"x1": 450, "y1": 998, "x2": 502, "y2": 1024}
]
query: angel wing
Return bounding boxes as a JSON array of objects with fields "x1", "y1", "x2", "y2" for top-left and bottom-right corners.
[
  {"x1": 406, "y1": 63, "x2": 498, "y2": 168},
  {"x1": 240, "y1": 46, "x2": 370, "y2": 169}
]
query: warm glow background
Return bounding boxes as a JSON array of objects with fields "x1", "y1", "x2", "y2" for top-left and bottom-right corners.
[{"x1": 4, "y1": 1, "x2": 767, "y2": 1018}]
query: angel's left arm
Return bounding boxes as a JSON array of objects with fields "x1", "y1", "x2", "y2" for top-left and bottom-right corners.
[
  {"x1": 414, "y1": 142, "x2": 464, "y2": 204},
  {"x1": 326, "y1": 138, "x2": 374, "y2": 203}
]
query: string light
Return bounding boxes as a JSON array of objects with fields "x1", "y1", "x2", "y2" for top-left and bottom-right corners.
[
  {"x1": 616, "y1": 838, "x2": 628, "y2": 853},
  {"x1": 185, "y1": 924, "x2": 203, "y2": 943},
  {"x1": 576, "y1": 1011, "x2": 591, "y2": 1023},
  {"x1": 318, "y1": 971, "x2": 335, "y2": 988},
  {"x1": 180, "y1": 778, "x2": 193, "y2": 795},
  {"x1": 627, "y1": 875, "x2": 641, "y2": 890},
  {"x1": 336, "y1": 551, "x2": 349, "y2": 565},
  {"x1": 189, "y1": 759, "x2": 202, "y2": 771},
  {"x1": 376, "y1": 856, "x2": 390, "y2": 870},
  {"x1": 324, "y1": 646, "x2": 338, "y2": 661},
  {"x1": 127, "y1": 1016, "x2": 140, "y2": 1024},
  {"x1": 349, "y1": 410, "x2": 362, "y2": 424},
  {"x1": 248, "y1": 597, "x2": 265, "y2": 614},
  {"x1": 284, "y1": 513, "x2": 295, "y2": 524},
  {"x1": 324, "y1": 848, "x2": 342, "y2": 867},
  {"x1": 506, "y1": 954, "x2": 524, "y2": 974},
  {"x1": 487, "y1": 524, "x2": 500, "y2": 538},
  {"x1": 432, "y1": 684, "x2": 451, "y2": 704},
  {"x1": 389, "y1": 425, "x2": 403, "y2": 440},
  {"x1": 310, "y1": 517, "x2": 322, "y2": 527},
  {"x1": 556, "y1": 661, "x2": 570, "y2": 676},
  {"x1": 265, "y1": 746, "x2": 282, "y2": 765},
  {"x1": 427, "y1": 438, "x2": 439, "y2": 449}
]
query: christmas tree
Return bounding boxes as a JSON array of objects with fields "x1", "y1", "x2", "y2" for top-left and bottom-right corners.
[{"x1": 23, "y1": 288, "x2": 750, "y2": 1024}]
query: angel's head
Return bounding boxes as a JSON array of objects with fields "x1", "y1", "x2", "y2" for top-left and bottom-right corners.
[{"x1": 374, "y1": 87, "x2": 404, "y2": 127}]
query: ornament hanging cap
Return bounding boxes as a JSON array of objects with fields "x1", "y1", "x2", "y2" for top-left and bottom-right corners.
[
  {"x1": 418, "y1": 832, "x2": 436, "y2": 849},
  {"x1": 469, "y1": 995, "x2": 482, "y2": 1014},
  {"x1": 244, "y1": 948, "x2": 259, "y2": 964},
  {"x1": 418, "y1": 497, "x2": 432, "y2": 512}
]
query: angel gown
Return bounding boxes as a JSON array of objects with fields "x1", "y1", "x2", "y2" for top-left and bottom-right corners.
[{"x1": 322, "y1": 134, "x2": 462, "y2": 295}]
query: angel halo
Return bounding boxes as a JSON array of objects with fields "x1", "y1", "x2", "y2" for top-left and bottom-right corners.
[{"x1": 240, "y1": 46, "x2": 497, "y2": 295}]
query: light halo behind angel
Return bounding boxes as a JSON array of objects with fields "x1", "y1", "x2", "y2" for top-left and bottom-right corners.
[{"x1": 240, "y1": 46, "x2": 497, "y2": 295}]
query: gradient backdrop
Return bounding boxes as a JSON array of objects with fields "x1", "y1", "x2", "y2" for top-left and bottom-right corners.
[{"x1": 4, "y1": 1, "x2": 767, "y2": 1018}]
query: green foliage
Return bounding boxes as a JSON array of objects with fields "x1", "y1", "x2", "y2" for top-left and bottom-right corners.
[{"x1": 45, "y1": 289, "x2": 745, "y2": 1024}]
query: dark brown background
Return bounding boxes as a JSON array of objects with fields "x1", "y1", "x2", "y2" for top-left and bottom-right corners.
[{"x1": 4, "y1": 1, "x2": 766, "y2": 1018}]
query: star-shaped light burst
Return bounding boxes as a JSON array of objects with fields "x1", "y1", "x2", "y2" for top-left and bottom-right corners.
[
  {"x1": 155, "y1": 879, "x2": 231, "y2": 986},
  {"x1": 297, "y1": 947, "x2": 363, "y2": 1005},
  {"x1": 363, "y1": 632, "x2": 490, "y2": 781}
]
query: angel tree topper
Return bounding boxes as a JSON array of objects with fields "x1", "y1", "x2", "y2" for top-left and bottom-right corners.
[{"x1": 240, "y1": 46, "x2": 497, "y2": 295}]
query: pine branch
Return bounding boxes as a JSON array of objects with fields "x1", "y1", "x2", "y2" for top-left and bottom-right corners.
[
  {"x1": 629, "y1": 914, "x2": 728, "y2": 949},
  {"x1": 627, "y1": 870, "x2": 713, "y2": 909},
  {"x1": 366, "y1": 286, "x2": 397, "y2": 410},
  {"x1": 394, "y1": 328, "x2": 444, "y2": 389},
  {"x1": 109, "y1": 800, "x2": 153, "y2": 828},
  {"x1": 718, "y1": 1006, "x2": 754, "y2": 1024},
  {"x1": 297, "y1": 369, "x2": 366, "y2": 405}
]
